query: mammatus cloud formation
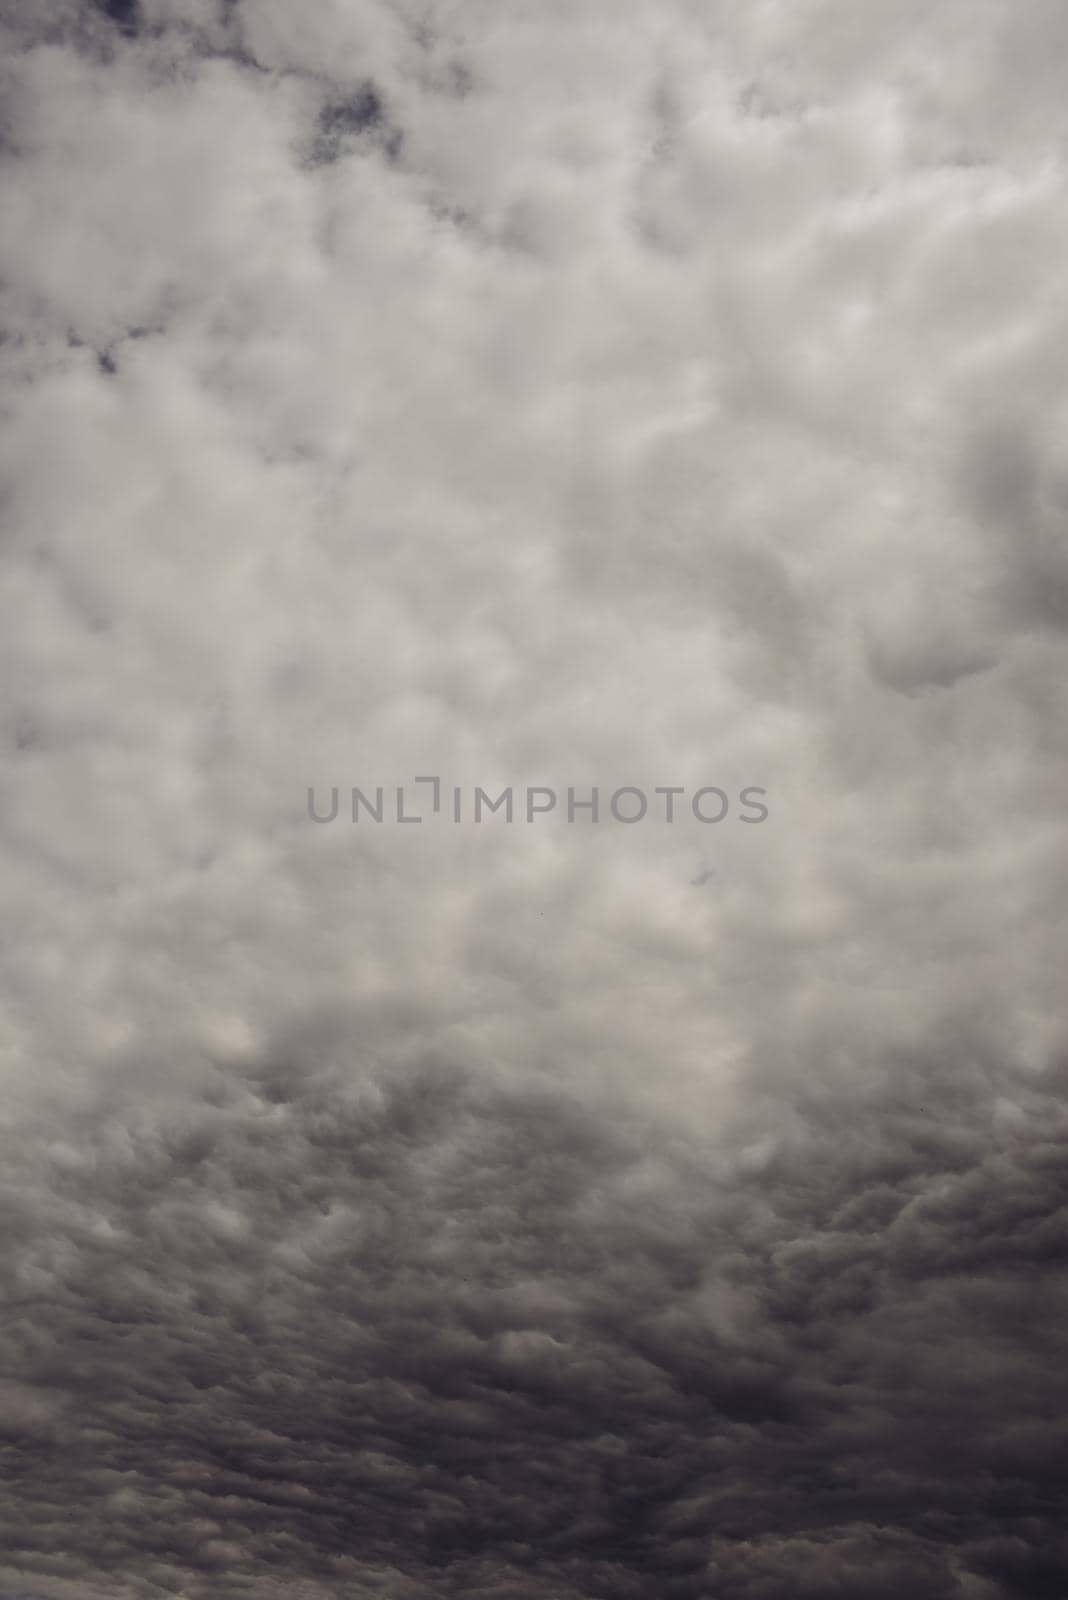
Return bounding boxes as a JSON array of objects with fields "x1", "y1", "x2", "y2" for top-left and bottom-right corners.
[{"x1": 0, "y1": 0, "x2": 1066, "y2": 1595}]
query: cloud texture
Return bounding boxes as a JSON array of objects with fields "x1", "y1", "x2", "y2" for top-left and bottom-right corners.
[{"x1": 0, "y1": 0, "x2": 1066, "y2": 1595}]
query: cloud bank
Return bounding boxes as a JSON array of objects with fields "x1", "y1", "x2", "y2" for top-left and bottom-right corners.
[{"x1": 0, "y1": 0, "x2": 1065, "y2": 1595}]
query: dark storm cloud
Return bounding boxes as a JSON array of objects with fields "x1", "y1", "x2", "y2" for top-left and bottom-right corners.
[{"x1": 1, "y1": 1025, "x2": 1065, "y2": 1599}]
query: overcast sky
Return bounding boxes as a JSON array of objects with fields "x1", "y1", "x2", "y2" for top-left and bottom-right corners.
[{"x1": 1, "y1": 1, "x2": 1067, "y2": 1596}]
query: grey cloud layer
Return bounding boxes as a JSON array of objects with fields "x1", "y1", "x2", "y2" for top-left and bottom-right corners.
[
  {"x1": 2, "y1": 1038, "x2": 1066, "y2": 1599},
  {"x1": 1, "y1": 0, "x2": 1066, "y2": 1595}
]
